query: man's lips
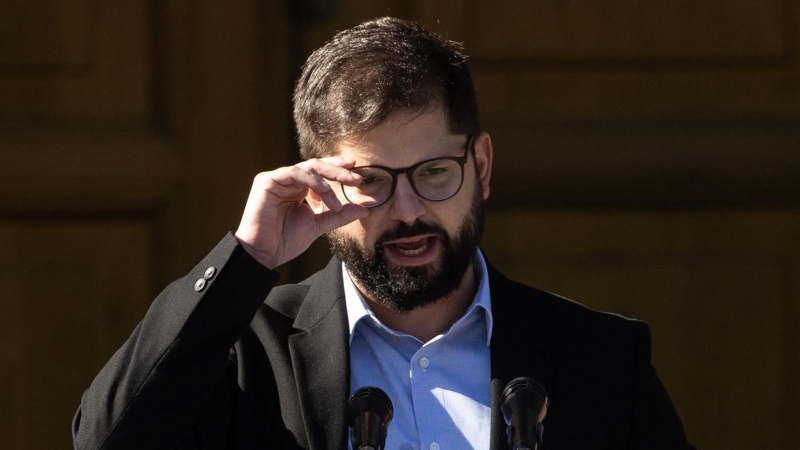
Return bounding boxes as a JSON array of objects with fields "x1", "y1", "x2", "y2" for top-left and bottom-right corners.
[{"x1": 382, "y1": 234, "x2": 438, "y2": 257}]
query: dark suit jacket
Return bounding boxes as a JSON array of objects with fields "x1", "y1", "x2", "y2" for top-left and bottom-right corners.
[{"x1": 73, "y1": 234, "x2": 693, "y2": 449}]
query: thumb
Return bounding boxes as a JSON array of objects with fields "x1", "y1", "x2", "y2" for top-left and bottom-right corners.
[{"x1": 315, "y1": 203, "x2": 369, "y2": 234}]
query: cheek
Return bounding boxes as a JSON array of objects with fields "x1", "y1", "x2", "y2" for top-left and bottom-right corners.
[
  {"x1": 436, "y1": 181, "x2": 478, "y2": 234},
  {"x1": 442, "y1": 209, "x2": 466, "y2": 236},
  {"x1": 345, "y1": 208, "x2": 396, "y2": 246},
  {"x1": 337, "y1": 215, "x2": 370, "y2": 243},
  {"x1": 445, "y1": 183, "x2": 474, "y2": 216}
]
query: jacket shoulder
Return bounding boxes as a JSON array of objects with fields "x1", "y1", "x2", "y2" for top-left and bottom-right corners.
[
  {"x1": 261, "y1": 258, "x2": 342, "y2": 320},
  {"x1": 490, "y1": 267, "x2": 646, "y2": 345}
]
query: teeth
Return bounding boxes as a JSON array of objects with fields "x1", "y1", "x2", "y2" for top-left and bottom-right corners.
[{"x1": 395, "y1": 243, "x2": 428, "y2": 256}]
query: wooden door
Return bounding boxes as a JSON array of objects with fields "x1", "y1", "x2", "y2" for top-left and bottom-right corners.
[{"x1": 0, "y1": 1, "x2": 293, "y2": 448}]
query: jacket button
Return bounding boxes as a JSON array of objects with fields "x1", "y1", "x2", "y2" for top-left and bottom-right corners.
[
  {"x1": 194, "y1": 278, "x2": 206, "y2": 292},
  {"x1": 204, "y1": 266, "x2": 216, "y2": 280}
]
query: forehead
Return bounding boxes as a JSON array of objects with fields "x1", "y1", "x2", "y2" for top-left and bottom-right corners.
[{"x1": 335, "y1": 108, "x2": 465, "y2": 167}]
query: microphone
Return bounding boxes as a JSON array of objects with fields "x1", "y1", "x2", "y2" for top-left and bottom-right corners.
[
  {"x1": 501, "y1": 377, "x2": 549, "y2": 450},
  {"x1": 346, "y1": 386, "x2": 394, "y2": 450}
]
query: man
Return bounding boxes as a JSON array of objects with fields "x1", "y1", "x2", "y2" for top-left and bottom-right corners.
[{"x1": 73, "y1": 17, "x2": 693, "y2": 450}]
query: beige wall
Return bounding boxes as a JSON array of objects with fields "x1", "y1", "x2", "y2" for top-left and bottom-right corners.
[{"x1": 1, "y1": 1, "x2": 798, "y2": 448}]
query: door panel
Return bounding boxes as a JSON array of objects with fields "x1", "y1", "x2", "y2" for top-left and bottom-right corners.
[
  {"x1": 483, "y1": 211, "x2": 800, "y2": 449},
  {"x1": 0, "y1": 221, "x2": 153, "y2": 448},
  {"x1": 0, "y1": 1, "x2": 293, "y2": 448}
]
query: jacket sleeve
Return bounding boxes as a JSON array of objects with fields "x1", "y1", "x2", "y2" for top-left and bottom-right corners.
[
  {"x1": 629, "y1": 321, "x2": 695, "y2": 450},
  {"x1": 72, "y1": 233, "x2": 279, "y2": 450}
]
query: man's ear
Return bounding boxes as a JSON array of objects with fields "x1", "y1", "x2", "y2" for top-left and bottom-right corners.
[
  {"x1": 306, "y1": 189, "x2": 327, "y2": 214},
  {"x1": 472, "y1": 132, "x2": 493, "y2": 200}
]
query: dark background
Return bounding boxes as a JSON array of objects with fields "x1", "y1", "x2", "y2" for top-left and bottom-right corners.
[{"x1": 1, "y1": 1, "x2": 798, "y2": 448}]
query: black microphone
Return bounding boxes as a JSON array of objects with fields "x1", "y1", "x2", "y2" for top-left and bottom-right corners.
[
  {"x1": 501, "y1": 377, "x2": 549, "y2": 450},
  {"x1": 346, "y1": 386, "x2": 394, "y2": 450}
]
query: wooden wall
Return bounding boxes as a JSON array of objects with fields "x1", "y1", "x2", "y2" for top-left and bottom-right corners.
[
  {"x1": 0, "y1": 1, "x2": 293, "y2": 447},
  {"x1": 1, "y1": 1, "x2": 798, "y2": 449}
]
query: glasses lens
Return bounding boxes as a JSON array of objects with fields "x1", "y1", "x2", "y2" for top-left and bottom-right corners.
[
  {"x1": 344, "y1": 167, "x2": 393, "y2": 207},
  {"x1": 412, "y1": 158, "x2": 464, "y2": 201}
]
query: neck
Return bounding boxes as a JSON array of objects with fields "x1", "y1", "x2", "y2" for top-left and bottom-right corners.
[{"x1": 355, "y1": 263, "x2": 480, "y2": 343}]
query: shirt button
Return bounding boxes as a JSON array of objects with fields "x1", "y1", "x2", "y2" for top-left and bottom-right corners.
[
  {"x1": 418, "y1": 357, "x2": 430, "y2": 369},
  {"x1": 203, "y1": 266, "x2": 216, "y2": 280},
  {"x1": 194, "y1": 278, "x2": 206, "y2": 292},
  {"x1": 429, "y1": 442, "x2": 440, "y2": 450}
]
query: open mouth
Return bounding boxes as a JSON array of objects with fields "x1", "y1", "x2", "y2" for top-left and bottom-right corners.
[
  {"x1": 383, "y1": 235, "x2": 439, "y2": 263},
  {"x1": 392, "y1": 237, "x2": 430, "y2": 255}
]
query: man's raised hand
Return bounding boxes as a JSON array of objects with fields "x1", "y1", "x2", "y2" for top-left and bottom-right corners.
[{"x1": 234, "y1": 157, "x2": 368, "y2": 269}]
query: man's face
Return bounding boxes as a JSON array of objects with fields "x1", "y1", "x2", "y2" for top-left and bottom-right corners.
[{"x1": 319, "y1": 107, "x2": 493, "y2": 312}]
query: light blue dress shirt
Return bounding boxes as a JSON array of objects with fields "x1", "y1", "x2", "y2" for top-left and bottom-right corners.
[{"x1": 344, "y1": 250, "x2": 494, "y2": 450}]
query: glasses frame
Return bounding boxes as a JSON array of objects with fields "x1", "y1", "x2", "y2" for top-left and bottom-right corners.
[{"x1": 342, "y1": 134, "x2": 475, "y2": 208}]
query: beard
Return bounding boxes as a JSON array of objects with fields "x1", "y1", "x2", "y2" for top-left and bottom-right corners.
[{"x1": 327, "y1": 182, "x2": 485, "y2": 312}]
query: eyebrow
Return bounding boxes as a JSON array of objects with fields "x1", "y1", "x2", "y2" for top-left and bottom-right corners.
[{"x1": 351, "y1": 137, "x2": 471, "y2": 168}]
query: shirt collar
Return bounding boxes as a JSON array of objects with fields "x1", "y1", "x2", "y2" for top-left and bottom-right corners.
[{"x1": 342, "y1": 249, "x2": 494, "y2": 346}]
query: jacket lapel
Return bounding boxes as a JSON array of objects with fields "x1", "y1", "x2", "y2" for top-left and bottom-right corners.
[
  {"x1": 288, "y1": 259, "x2": 350, "y2": 450},
  {"x1": 487, "y1": 263, "x2": 557, "y2": 450}
]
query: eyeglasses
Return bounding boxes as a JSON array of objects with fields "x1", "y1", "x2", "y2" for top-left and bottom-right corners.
[{"x1": 342, "y1": 135, "x2": 474, "y2": 208}]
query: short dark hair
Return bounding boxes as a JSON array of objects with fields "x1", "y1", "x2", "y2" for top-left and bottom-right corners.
[{"x1": 293, "y1": 17, "x2": 479, "y2": 159}]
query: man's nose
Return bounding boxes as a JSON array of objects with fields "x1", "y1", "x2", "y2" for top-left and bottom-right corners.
[{"x1": 388, "y1": 175, "x2": 426, "y2": 224}]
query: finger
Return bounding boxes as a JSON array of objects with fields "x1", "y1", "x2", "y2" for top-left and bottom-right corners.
[
  {"x1": 313, "y1": 180, "x2": 344, "y2": 211},
  {"x1": 268, "y1": 166, "x2": 334, "y2": 195},
  {"x1": 268, "y1": 166, "x2": 349, "y2": 212},
  {"x1": 315, "y1": 155, "x2": 358, "y2": 167},
  {"x1": 297, "y1": 158, "x2": 363, "y2": 186},
  {"x1": 314, "y1": 203, "x2": 369, "y2": 234}
]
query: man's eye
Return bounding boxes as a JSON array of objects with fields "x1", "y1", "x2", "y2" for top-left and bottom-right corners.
[
  {"x1": 361, "y1": 176, "x2": 377, "y2": 185},
  {"x1": 421, "y1": 167, "x2": 446, "y2": 176}
]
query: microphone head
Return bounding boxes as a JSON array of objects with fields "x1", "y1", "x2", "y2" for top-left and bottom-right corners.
[
  {"x1": 346, "y1": 386, "x2": 394, "y2": 450},
  {"x1": 501, "y1": 377, "x2": 548, "y2": 450}
]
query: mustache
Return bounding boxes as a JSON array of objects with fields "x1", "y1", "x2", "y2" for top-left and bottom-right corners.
[{"x1": 375, "y1": 221, "x2": 447, "y2": 247}]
